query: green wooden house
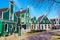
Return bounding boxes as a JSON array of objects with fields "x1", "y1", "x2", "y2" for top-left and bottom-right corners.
[
  {"x1": 0, "y1": 0, "x2": 18, "y2": 36},
  {"x1": 38, "y1": 14, "x2": 51, "y2": 30},
  {"x1": 31, "y1": 17, "x2": 38, "y2": 30},
  {"x1": 20, "y1": 8, "x2": 31, "y2": 30}
]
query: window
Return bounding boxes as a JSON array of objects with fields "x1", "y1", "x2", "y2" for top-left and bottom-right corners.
[
  {"x1": 0, "y1": 12, "x2": 2, "y2": 18},
  {"x1": 38, "y1": 24, "x2": 40, "y2": 29},
  {"x1": 4, "y1": 24, "x2": 8, "y2": 32},
  {"x1": 45, "y1": 24, "x2": 47, "y2": 28},
  {"x1": 21, "y1": 18, "x2": 25, "y2": 22},
  {"x1": 34, "y1": 21, "x2": 36, "y2": 23},
  {"x1": 26, "y1": 14, "x2": 28, "y2": 16},
  {"x1": 9, "y1": 24, "x2": 13, "y2": 35},
  {"x1": 56, "y1": 20, "x2": 58, "y2": 24},
  {"x1": 55, "y1": 21, "x2": 56, "y2": 24},
  {"x1": 48, "y1": 25, "x2": 50, "y2": 28},
  {"x1": 32, "y1": 25, "x2": 33, "y2": 29},
  {"x1": 42, "y1": 25, "x2": 43, "y2": 30},
  {"x1": 59, "y1": 21, "x2": 60, "y2": 24},
  {"x1": 14, "y1": 25, "x2": 16, "y2": 31},
  {"x1": 46, "y1": 20, "x2": 49, "y2": 23},
  {"x1": 21, "y1": 14, "x2": 24, "y2": 18},
  {"x1": 43, "y1": 20, "x2": 45, "y2": 23},
  {"x1": 10, "y1": 14, "x2": 14, "y2": 20},
  {"x1": 21, "y1": 22, "x2": 24, "y2": 24},
  {"x1": 0, "y1": 15, "x2": 2, "y2": 18}
]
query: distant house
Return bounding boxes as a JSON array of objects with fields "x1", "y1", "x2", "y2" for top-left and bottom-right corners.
[
  {"x1": 50, "y1": 19, "x2": 55, "y2": 29},
  {"x1": 31, "y1": 17, "x2": 38, "y2": 30},
  {"x1": 38, "y1": 14, "x2": 51, "y2": 30},
  {"x1": 50, "y1": 18, "x2": 60, "y2": 29},
  {"x1": 0, "y1": 0, "x2": 18, "y2": 36}
]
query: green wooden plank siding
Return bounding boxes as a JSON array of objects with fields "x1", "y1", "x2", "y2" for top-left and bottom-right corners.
[
  {"x1": 26, "y1": 8, "x2": 31, "y2": 24},
  {"x1": 10, "y1": 4, "x2": 13, "y2": 14},
  {"x1": 3, "y1": 10, "x2": 9, "y2": 20},
  {"x1": 0, "y1": 20, "x2": 3, "y2": 34},
  {"x1": 0, "y1": 0, "x2": 20, "y2": 36},
  {"x1": 32, "y1": 17, "x2": 37, "y2": 24},
  {"x1": 14, "y1": 14, "x2": 18, "y2": 22},
  {"x1": 26, "y1": 8, "x2": 29, "y2": 13},
  {"x1": 26, "y1": 17, "x2": 31, "y2": 24},
  {"x1": 39, "y1": 16, "x2": 51, "y2": 24},
  {"x1": 3, "y1": 22, "x2": 15, "y2": 35},
  {"x1": 20, "y1": 8, "x2": 31, "y2": 25}
]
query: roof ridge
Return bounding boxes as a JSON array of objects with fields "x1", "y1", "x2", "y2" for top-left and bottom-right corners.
[{"x1": 0, "y1": 8, "x2": 8, "y2": 11}]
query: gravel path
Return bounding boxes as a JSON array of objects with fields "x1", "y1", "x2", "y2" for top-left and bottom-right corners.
[{"x1": 25, "y1": 30, "x2": 60, "y2": 40}]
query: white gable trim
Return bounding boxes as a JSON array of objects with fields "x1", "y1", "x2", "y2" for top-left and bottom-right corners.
[
  {"x1": 9, "y1": 1, "x2": 14, "y2": 21},
  {"x1": 0, "y1": 12, "x2": 3, "y2": 19},
  {"x1": 40, "y1": 15, "x2": 51, "y2": 24},
  {"x1": 40, "y1": 15, "x2": 44, "y2": 22}
]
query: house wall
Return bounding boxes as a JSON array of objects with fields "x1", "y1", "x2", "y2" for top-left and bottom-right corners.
[
  {"x1": 52, "y1": 18, "x2": 60, "y2": 29},
  {"x1": 20, "y1": 13, "x2": 26, "y2": 25},
  {"x1": 39, "y1": 24, "x2": 51, "y2": 30}
]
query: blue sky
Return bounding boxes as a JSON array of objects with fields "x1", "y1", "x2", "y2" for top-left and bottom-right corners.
[{"x1": 0, "y1": 0, "x2": 60, "y2": 19}]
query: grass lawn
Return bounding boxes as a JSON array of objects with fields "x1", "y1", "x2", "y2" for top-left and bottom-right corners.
[
  {"x1": 27, "y1": 30, "x2": 44, "y2": 35},
  {"x1": 0, "y1": 30, "x2": 42, "y2": 40},
  {"x1": 51, "y1": 36, "x2": 60, "y2": 40},
  {"x1": 51, "y1": 32, "x2": 60, "y2": 40}
]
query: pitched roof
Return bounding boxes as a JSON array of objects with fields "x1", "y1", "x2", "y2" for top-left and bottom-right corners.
[
  {"x1": 38, "y1": 15, "x2": 44, "y2": 22},
  {"x1": 0, "y1": 8, "x2": 8, "y2": 12},
  {"x1": 15, "y1": 10, "x2": 27, "y2": 18},
  {"x1": 15, "y1": 11, "x2": 20, "y2": 18},
  {"x1": 20, "y1": 10, "x2": 26, "y2": 13},
  {"x1": 38, "y1": 14, "x2": 51, "y2": 24}
]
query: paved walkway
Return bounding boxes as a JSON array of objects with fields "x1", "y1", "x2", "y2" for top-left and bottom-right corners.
[
  {"x1": 25, "y1": 30, "x2": 60, "y2": 40},
  {"x1": 0, "y1": 32, "x2": 41, "y2": 40},
  {"x1": 0, "y1": 29, "x2": 60, "y2": 40}
]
